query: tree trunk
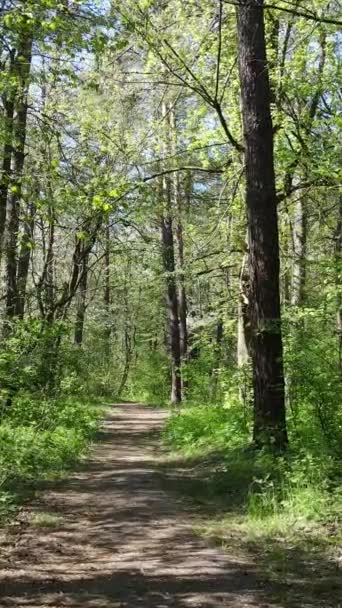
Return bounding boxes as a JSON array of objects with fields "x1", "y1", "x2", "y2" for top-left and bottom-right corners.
[
  {"x1": 236, "y1": 0, "x2": 287, "y2": 449},
  {"x1": 16, "y1": 200, "x2": 35, "y2": 318},
  {"x1": 169, "y1": 106, "x2": 188, "y2": 359},
  {"x1": 0, "y1": 49, "x2": 16, "y2": 266},
  {"x1": 237, "y1": 253, "x2": 251, "y2": 366},
  {"x1": 4, "y1": 33, "x2": 32, "y2": 320},
  {"x1": 335, "y1": 196, "x2": 342, "y2": 371},
  {"x1": 290, "y1": 196, "x2": 307, "y2": 306},
  {"x1": 74, "y1": 256, "x2": 89, "y2": 346},
  {"x1": 159, "y1": 100, "x2": 182, "y2": 404},
  {"x1": 104, "y1": 217, "x2": 112, "y2": 354},
  {"x1": 210, "y1": 317, "x2": 224, "y2": 400},
  {"x1": 160, "y1": 206, "x2": 182, "y2": 404}
]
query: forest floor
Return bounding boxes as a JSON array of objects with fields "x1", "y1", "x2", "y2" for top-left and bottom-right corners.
[{"x1": 0, "y1": 404, "x2": 340, "y2": 608}]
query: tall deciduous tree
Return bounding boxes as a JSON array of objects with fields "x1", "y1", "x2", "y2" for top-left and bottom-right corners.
[{"x1": 236, "y1": 0, "x2": 287, "y2": 448}]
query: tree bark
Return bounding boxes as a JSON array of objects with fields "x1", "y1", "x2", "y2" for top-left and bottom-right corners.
[
  {"x1": 159, "y1": 100, "x2": 182, "y2": 404},
  {"x1": 236, "y1": 0, "x2": 287, "y2": 449},
  {"x1": 169, "y1": 106, "x2": 188, "y2": 359},
  {"x1": 4, "y1": 33, "x2": 32, "y2": 319},
  {"x1": 16, "y1": 200, "x2": 35, "y2": 318},
  {"x1": 210, "y1": 317, "x2": 224, "y2": 400},
  {"x1": 160, "y1": 206, "x2": 182, "y2": 404},
  {"x1": 103, "y1": 217, "x2": 112, "y2": 354},
  {"x1": 74, "y1": 256, "x2": 89, "y2": 346},
  {"x1": 291, "y1": 196, "x2": 307, "y2": 306},
  {"x1": 237, "y1": 253, "x2": 251, "y2": 366},
  {"x1": 335, "y1": 196, "x2": 342, "y2": 371},
  {"x1": 0, "y1": 49, "x2": 16, "y2": 266}
]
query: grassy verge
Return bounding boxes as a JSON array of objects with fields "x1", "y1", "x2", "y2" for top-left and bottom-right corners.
[
  {"x1": 0, "y1": 395, "x2": 104, "y2": 522},
  {"x1": 163, "y1": 403, "x2": 342, "y2": 605}
]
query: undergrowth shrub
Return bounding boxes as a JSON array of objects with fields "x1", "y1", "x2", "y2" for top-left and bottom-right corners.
[
  {"x1": 0, "y1": 393, "x2": 102, "y2": 520},
  {"x1": 126, "y1": 350, "x2": 170, "y2": 404}
]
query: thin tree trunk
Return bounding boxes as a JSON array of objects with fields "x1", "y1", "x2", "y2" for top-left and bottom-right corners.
[
  {"x1": 160, "y1": 208, "x2": 182, "y2": 404},
  {"x1": 0, "y1": 49, "x2": 15, "y2": 266},
  {"x1": 4, "y1": 33, "x2": 32, "y2": 319},
  {"x1": 335, "y1": 196, "x2": 342, "y2": 371},
  {"x1": 16, "y1": 200, "x2": 35, "y2": 318},
  {"x1": 159, "y1": 101, "x2": 182, "y2": 404},
  {"x1": 74, "y1": 256, "x2": 89, "y2": 346},
  {"x1": 286, "y1": 34, "x2": 325, "y2": 308},
  {"x1": 169, "y1": 106, "x2": 188, "y2": 359},
  {"x1": 291, "y1": 196, "x2": 307, "y2": 306},
  {"x1": 236, "y1": 0, "x2": 287, "y2": 449},
  {"x1": 210, "y1": 317, "x2": 224, "y2": 400},
  {"x1": 36, "y1": 211, "x2": 55, "y2": 320},
  {"x1": 104, "y1": 217, "x2": 112, "y2": 354},
  {"x1": 117, "y1": 326, "x2": 133, "y2": 397},
  {"x1": 237, "y1": 253, "x2": 251, "y2": 366}
]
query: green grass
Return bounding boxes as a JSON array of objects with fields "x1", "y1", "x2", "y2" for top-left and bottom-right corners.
[
  {"x1": 0, "y1": 395, "x2": 103, "y2": 522},
  {"x1": 163, "y1": 402, "x2": 342, "y2": 605}
]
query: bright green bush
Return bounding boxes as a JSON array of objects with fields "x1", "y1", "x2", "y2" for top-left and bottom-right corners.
[
  {"x1": 164, "y1": 402, "x2": 249, "y2": 451},
  {"x1": 0, "y1": 393, "x2": 102, "y2": 520}
]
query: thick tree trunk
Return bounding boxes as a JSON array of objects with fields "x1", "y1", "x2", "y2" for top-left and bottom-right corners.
[
  {"x1": 236, "y1": 0, "x2": 287, "y2": 449},
  {"x1": 4, "y1": 34, "x2": 32, "y2": 319}
]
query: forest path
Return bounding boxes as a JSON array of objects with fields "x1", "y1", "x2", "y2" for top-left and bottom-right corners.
[{"x1": 0, "y1": 404, "x2": 279, "y2": 608}]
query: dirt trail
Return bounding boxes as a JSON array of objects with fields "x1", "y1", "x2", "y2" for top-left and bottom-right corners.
[{"x1": 0, "y1": 404, "x2": 278, "y2": 607}]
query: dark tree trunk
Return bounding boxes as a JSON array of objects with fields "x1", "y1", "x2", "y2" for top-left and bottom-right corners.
[
  {"x1": 174, "y1": 173, "x2": 187, "y2": 359},
  {"x1": 335, "y1": 196, "x2": 342, "y2": 371},
  {"x1": 74, "y1": 256, "x2": 89, "y2": 346},
  {"x1": 174, "y1": 183, "x2": 188, "y2": 360},
  {"x1": 4, "y1": 34, "x2": 32, "y2": 319},
  {"x1": 160, "y1": 207, "x2": 182, "y2": 404},
  {"x1": 0, "y1": 49, "x2": 16, "y2": 265},
  {"x1": 104, "y1": 217, "x2": 112, "y2": 353},
  {"x1": 236, "y1": 0, "x2": 287, "y2": 449},
  {"x1": 159, "y1": 101, "x2": 182, "y2": 404}
]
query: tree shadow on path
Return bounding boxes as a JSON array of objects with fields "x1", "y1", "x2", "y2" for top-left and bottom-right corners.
[{"x1": 0, "y1": 404, "x2": 340, "y2": 608}]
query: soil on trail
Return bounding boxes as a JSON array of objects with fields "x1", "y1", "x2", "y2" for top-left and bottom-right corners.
[{"x1": 0, "y1": 405, "x2": 313, "y2": 607}]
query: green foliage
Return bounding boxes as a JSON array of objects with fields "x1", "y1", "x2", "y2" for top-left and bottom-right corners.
[
  {"x1": 126, "y1": 350, "x2": 170, "y2": 404},
  {"x1": 164, "y1": 402, "x2": 249, "y2": 451},
  {"x1": 0, "y1": 394, "x2": 101, "y2": 520},
  {"x1": 0, "y1": 318, "x2": 104, "y2": 521},
  {"x1": 164, "y1": 319, "x2": 342, "y2": 547}
]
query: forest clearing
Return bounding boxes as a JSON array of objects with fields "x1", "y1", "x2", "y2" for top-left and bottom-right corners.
[{"x1": 0, "y1": 0, "x2": 341, "y2": 606}]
